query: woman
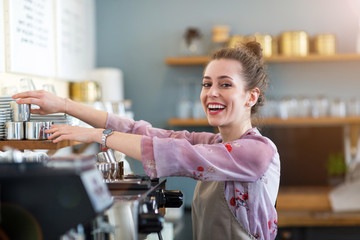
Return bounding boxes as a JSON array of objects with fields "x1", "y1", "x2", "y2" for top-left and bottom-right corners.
[{"x1": 13, "y1": 41, "x2": 280, "y2": 240}]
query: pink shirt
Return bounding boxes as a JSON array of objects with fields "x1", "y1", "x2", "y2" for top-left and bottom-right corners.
[{"x1": 106, "y1": 113, "x2": 280, "y2": 239}]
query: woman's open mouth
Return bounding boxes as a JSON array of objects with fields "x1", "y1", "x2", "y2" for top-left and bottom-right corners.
[{"x1": 207, "y1": 103, "x2": 226, "y2": 115}]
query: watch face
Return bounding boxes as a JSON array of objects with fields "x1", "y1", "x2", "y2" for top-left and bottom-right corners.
[{"x1": 103, "y1": 129, "x2": 113, "y2": 134}]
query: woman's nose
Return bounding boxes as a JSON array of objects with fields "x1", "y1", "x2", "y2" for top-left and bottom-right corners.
[{"x1": 207, "y1": 86, "x2": 219, "y2": 97}]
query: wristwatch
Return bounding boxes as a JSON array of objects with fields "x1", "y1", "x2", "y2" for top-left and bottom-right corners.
[{"x1": 102, "y1": 129, "x2": 114, "y2": 148}]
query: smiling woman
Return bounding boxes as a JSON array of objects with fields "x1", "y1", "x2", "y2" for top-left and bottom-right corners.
[
  {"x1": 201, "y1": 43, "x2": 267, "y2": 143},
  {"x1": 11, "y1": 40, "x2": 280, "y2": 240}
]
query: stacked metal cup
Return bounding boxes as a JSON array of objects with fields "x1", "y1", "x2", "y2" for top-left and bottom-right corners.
[
  {"x1": 6, "y1": 102, "x2": 30, "y2": 140},
  {"x1": 96, "y1": 150, "x2": 124, "y2": 182},
  {"x1": 6, "y1": 101, "x2": 54, "y2": 140},
  {"x1": 25, "y1": 121, "x2": 54, "y2": 140}
]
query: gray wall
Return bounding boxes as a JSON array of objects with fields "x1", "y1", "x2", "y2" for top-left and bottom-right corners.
[{"x1": 95, "y1": 0, "x2": 360, "y2": 206}]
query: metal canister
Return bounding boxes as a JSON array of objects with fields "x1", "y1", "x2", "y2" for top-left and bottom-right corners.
[
  {"x1": 10, "y1": 101, "x2": 30, "y2": 122},
  {"x1": 69, "y1": 81, "x2": 101, "y2": 103},
  {"x1": 254, "y1": 34, "x2": 274, "y2": 57},
  {"x1": 272, "y1": 36, "x2": 279, "y2": 56},
  {"x1": 279, "y1": 31, "x2": 309, "y2": 56},
  {"x1": 313, "y1": 34, "x2": 336, "y2": 55},
  {"x1": 6, "y1": 122, "x2": 24, "y2": 140},
  {"x1": 227, "y1": 35, "x2": 247, "y2": 48},
  {"x1": 212, "y1": 26, "x2": 230, "y2": 43},
  {"x1": 43, "y1": 121, "x2": 53, "y2": 139},
  {"x1": 25, "y1": 121, "x2": 53, "y2": 140},
  {"x1": 25, "y1": 122, "x2": 44, "y2": 140}
]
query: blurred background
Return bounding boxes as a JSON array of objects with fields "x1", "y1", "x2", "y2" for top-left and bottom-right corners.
[{"x1": 2, "y1": 0, "x2": 360, "y2": 239}]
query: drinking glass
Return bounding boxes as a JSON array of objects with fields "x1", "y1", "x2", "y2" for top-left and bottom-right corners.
[
  {"x1": 100, "y1": 163, "x2": 110, "y2": 182},
  {"x1": 312, "y1": 96, "x2": 329, "y2": 118},
  {"x1": 109, "y1": 163, "x2": 118, "y2": 182},
  {"x1": 330, "y1": 98, "x2": 346, "y2": 117},
  {"x1": 20, "y1": 78, "x2": 36, "y2": 92},
  {"x1": 42, "y1": 84, "x2": 56, "y2": 95},
  {"x1": 347, "y1": 98, "x2": 360, "y2": 116},
  {"x1": 297, "y1": 97, "x2": 311, "y2": 118}
]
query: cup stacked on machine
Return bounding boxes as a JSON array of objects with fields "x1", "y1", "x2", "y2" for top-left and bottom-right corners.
[
  {"x1": 96, "y1": 150, "x2": 124, "y2": 182},
  {"x1": 0, "y1": 97, "x2": 54, "y2": 140}
]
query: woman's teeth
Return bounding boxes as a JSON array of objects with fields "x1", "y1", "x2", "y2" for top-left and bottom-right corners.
[{"x1": 208, "y1": 104, "x2": 225, "y2": 112}]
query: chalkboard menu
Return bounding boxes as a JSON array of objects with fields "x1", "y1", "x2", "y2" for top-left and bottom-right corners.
[
  {"x1": 0, "y1": 0, "x2": 5, "y2": 73},
  {"x1": 2, "y1": 0, "x2": 95, "y2": 80},
  {"x1": 5, "y1": 0, "x2": 56, "y2": 77},
  {"x1": 56, "y1": 0, "x2": 95, "y2": 80}
]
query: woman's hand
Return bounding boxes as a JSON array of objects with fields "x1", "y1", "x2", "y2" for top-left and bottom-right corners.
[
  {"x1": 12, "y1": 90, "x2": 66, "y2": 115},
  {"x1": 47, "y1": 124, "x2": 143, "y2": 161},
  {"x1": 46, "y1": 125, "x2": 103, "y2": 144}
]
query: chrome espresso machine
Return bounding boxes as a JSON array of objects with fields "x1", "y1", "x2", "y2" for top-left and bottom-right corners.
[{"x1": 0, "y1": 150, "x2": 183, "y2": 240}]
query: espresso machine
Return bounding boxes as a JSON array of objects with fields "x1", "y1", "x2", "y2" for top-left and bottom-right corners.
[
  {"x1": 0, "y1": 150, "x2": 183, "y2": 240},
  {"x1": 0, "y1": 153, "x2": 113, "y2": 240},
  {"x1": 94, "y1": 150, "x2": 183, "y2": 240},
  {"x1": 102, "y1": 175, "x2": 183, "y2": 240}
]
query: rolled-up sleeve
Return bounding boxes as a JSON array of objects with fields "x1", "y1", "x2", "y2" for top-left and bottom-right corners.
[
  {"x1": 106, "y1": 113, "x2": 220, "y2": 144},
  {"x1": 141, "y1": 133, "x2": 276, "y2": 182}
]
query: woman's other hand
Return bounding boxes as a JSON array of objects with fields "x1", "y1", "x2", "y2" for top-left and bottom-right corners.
[
  {"x1": 46, "y1": 125, "x2": 102, "y2": 144},
  {"x1": 12, "y1": 90, "x2": 66, "y2": 115}
]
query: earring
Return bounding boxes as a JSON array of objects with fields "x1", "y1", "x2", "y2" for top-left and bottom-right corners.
[{"x1": 247, "y1": 102, "x2": 252, "y2": 107}]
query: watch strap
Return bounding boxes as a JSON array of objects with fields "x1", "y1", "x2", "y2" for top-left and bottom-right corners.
[{"x1": 102, "y1": 129, "x2": 113, "y2": 148}]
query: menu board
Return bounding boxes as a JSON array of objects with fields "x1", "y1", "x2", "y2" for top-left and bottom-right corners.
[
  {"x1": 0, "y1": 0, "x2": 5, "y2": 72},
  {"x1": 56, "y1": 0, "x2": 95, "y2": 81},
  {"x1": 5, "y1": 0, "x2": 55, "y2": 77}
]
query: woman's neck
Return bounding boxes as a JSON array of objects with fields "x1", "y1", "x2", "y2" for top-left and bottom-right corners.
[{"x1": 219, "y1": 119, "x2": 253, "y2": 143}]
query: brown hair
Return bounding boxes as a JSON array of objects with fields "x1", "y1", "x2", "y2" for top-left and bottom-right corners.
[{"x1": 207, "y1": 41, "x2": 269, "y2": 115}]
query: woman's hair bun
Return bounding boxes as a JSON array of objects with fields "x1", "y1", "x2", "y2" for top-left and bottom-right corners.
[{"x1": 245, "y1": 41, "x2": 263, "y2": 60}]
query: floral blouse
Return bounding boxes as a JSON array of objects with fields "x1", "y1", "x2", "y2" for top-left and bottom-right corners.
[{"x1": 106, "y1": 113, "x2": 281, "y2": 240}]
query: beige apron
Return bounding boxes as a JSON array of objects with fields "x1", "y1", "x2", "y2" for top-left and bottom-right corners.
[{"x1": 192, "y1": 181, "x2": 255, "y2": 240}]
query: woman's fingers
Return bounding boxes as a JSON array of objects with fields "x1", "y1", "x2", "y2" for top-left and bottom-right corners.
[
  {"x1": 12, "y1": 91, "x2": 47, "y2": 112},
  {"x1": 46, "y1": 125, "x2": 94, "y2": 143},
  {"x1": 47, "y1": 131, "x2": 63, "y2": 140},
  {"x1": 52, "y1": 135, "x2": 67, "y2": 143},
  {"x1": 30, "y1": 108, "x2": 41, "y2": 114},
  {"x1": 12, "y1": 90, "x2": 46, "y2": 100},
  {"x1": 12, "y1": 90, "x2": 64, "y2": 115},
  {"x1": 12, "y1": 90, "x2": 37, "y2": 99},
  {"x1": 15, "y1": 97, "x2": 43, "y2": 106},
  {"x1": 48, "y1": 124, "x2": 67, "y2": 131},
  {"x1": 46, "y1": 125, "x2": 64, "y2": 138}
]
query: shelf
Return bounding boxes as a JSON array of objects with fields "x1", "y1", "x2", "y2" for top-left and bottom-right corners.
[
  {"x1": 277, "y1": 186, "x2": 360, "y2": 227},
  {"x1": 277, "y1": 186, "x2": 332, "y2": 212},
  {"x1": 165, "y1": 53, "x2": 360, "y2": 65},
  {"x1": 255, "y1": 116, "x2": 360, "y2": 127},
  {"x1": 168, "y1": 116, "x2": 360, "y2": 127},
  {"x1": 265, "y1": 53, "x2": 360, "y2": 63},
  {"x1": 165, "y1": 56, "x2": 210, "y2": 65},
  {"x1": 0, "y1": 140, "x2": 82, "y2": 150}
]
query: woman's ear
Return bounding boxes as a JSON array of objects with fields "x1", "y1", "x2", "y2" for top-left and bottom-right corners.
[{"x1": 248, "y1": 88, "x2": 260, "y2": 106}]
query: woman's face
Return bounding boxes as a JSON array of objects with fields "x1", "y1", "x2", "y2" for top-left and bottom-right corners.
[{"x1": 200, "y1": 59, "x2": 254, "y2": 127}]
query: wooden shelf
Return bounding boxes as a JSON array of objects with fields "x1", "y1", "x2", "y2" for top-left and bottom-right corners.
[
  {"x1": 165, "y1": 56, "x2": 210, "y2": 65},
  {"x1": 277, "y1": 187, "x2": 360, "y2": 227},
  {"x1": 165, "y1": 53, "x2": 360, "y2": 65},
  {"x1": 255, "y1": 116, "x2": 360, "y2": 127},
  {"x1": 265, "y1": 53, "x2": 360, "y2": 63},
  {"x1": 168, "y1": 116, "x2": 360, "y2": 127},
  {"x1": 0, "y1": 140, "x2": 82, "y2": 150}
]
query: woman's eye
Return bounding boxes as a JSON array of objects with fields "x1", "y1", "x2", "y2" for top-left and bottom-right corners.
[
  {"x1": 202, "y1": 83, "x2": 211, "y2": 87},
  {"x1": 221, "y1": 83, "x2": 232, "y2": 87}
]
